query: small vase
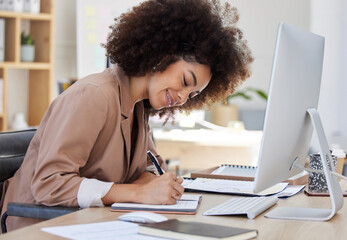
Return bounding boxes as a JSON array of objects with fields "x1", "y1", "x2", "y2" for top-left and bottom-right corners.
[
  {"x1": 211, "y1": 104, "x2": 239, "y2": 127},
  {"x1": 12, "y1": 112, "x2": 29, "y2": 130},
  {"x1": 21, "y1": 45, "x2": 35, "y2": 62}
]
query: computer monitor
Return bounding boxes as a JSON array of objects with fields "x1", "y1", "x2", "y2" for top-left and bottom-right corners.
[{"x1": 253, "y1": 22, "x2": 343, "y2": 221}]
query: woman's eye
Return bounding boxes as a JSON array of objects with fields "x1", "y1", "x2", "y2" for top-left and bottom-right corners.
[{"x1": 183, "y1": 75, "x2": 188, "y2": 86}]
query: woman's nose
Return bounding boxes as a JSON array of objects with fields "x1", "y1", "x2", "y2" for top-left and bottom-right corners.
[{"x1": 177, "y1": 90, "x2": 189, "y2": 105}]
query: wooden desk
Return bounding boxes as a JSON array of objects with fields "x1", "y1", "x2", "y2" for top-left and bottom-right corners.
[{"x1": 1, "y1": 185, "x2": 347, "y2": 240}]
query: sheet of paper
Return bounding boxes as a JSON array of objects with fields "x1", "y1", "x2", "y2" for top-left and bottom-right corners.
[
  {"x1": 276, "y1": 185, "x2": 305, "y2": 199},
  {"x1": 180, "y1": 194, "x2": 202, "y2": 201},
  {"x1": 41, "y1": 221, "x2": 169, "y2": 240},
  {"x1": 183, "y1": 178, "x2": 288, "y2": 196}
]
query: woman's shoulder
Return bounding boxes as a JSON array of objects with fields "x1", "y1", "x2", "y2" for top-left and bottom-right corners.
[
  {"x1": 76, "y1": 69, "x2": 118, "y2": 88},
  {"x1": 69, "y1": 69, "x2": 119, "y2": 98}
]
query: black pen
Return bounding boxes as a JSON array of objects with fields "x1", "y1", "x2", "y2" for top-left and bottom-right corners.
[{"x1": 147, "y1": 150, "x2": 165, "y2": 175}]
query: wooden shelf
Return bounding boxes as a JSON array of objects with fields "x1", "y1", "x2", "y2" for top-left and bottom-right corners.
[
  {"x1": 0, "y1": 62, "x2": 51, "y2": 69},
  {"x1": 0, "y1": 11, "x2": 52, "y2": 20},
  {"x1": 0, "y1": 0, "x2": 54, "y2": 131}
]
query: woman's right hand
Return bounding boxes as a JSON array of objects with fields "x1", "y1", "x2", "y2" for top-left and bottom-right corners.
[
  {"x1": 134, "y1": 172, "x2": 184, "y2": 205},
  {"x1": 101, "y1": 172, "x2": 184, "y2": 206}
]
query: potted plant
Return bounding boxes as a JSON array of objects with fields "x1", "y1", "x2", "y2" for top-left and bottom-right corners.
[
  {"x1": 21, "y1": 32, "x2": 35, "y2": 62},
  {"x1": 211, "y1": 87, "x2": 268, "y2": 127}
]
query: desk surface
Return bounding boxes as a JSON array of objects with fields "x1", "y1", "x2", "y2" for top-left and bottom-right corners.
[{"x1": 1, "y1": 183, "x2": 347, "y2": 240}]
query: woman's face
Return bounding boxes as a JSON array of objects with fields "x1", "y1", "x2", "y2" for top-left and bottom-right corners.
[{"x1": 148, "y1": 59, "x2": 211, "y2": 110}]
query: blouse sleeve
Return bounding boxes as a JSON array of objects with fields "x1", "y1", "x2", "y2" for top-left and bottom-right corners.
[{"x1": 30, "y1": 83, "x2": 113, "y2": 207}]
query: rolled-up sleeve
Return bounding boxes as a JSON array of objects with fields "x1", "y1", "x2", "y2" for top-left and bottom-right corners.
[{"x1": 77, "y1": 179, "x2": 113, "y2": 208}]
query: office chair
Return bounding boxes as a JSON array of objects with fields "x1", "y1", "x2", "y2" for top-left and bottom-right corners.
[{"x1": 0, "y1": 129, "x2": 79, "y2": 233}]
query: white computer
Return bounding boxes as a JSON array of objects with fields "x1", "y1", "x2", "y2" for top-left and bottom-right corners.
[{"x1": 253, "y1": 22, "x2": 343, "y2": 221}]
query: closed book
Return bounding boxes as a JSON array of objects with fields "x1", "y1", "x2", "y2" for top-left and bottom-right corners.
[{"x1": 139, "y1": 219, "x2": 257, "y2": 240}]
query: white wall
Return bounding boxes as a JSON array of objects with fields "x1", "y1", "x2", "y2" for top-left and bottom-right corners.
[
  {"x1": 310, "y1": 0, "x2": 347, "y2": 150},
  {"x1": 228, "y1": 0, "x2": 310, "y2": 110},
  {"x1": 54, "y1": 0, "x2": 77, "y2": 95}
]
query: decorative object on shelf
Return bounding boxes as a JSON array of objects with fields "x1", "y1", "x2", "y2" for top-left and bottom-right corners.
[
  {"x1": 20, "y1": 31, "x2": 35, "y2": 62},
  {"x1": 4, "y1": 0, "x2": 24, "y2": 12},
  {"x1": 58, "y1": 78, "x2": 77, "y2": 94},
  {"x1": 0, "y1": 0, "x2": 6, "y2": 11},
  {"x1": 211, "y1": 87, "x2": 267, "y2": 127},
  {"x1": 23, "y1": 0, "x2": 40, "y2": 14},
  {"x1": 11, "y1": 112, "x2": 29, "y2": 130}
]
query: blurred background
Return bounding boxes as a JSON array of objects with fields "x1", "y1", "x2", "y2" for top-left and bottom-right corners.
[{"x1": 4, "y1": 0, "x2": 347, "y2": 174}]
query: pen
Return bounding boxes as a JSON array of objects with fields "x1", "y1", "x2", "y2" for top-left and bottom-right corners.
[{"x1": 147, "y1": 150, "x2": 165, "y2": 175}]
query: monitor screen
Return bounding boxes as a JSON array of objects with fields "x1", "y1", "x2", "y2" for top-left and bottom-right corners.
[{"x1": 253, "y1": 22, "x2": 325, "y2": 193}]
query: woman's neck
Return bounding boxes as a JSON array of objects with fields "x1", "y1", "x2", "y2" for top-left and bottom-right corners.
[{"x1": 129, "y1": 74, "x2": 149, "y2": 111}]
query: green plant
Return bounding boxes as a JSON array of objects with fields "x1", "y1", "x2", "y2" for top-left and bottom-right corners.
[
  {"x1": 225, "y1": 87, "x2": 267, "y2": 105},
  {"x1": 21, "y1": 32, "x2": 34, "y2": 45}
]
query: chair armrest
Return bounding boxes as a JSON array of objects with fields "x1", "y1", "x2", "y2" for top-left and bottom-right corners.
[{"x1": 7, "y1": 202, "x2": 80, "y2": 220}]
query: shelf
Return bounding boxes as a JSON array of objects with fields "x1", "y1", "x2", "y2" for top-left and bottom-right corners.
[
  {"x1": 0, "y1": 62, "x2": 51, "y2": 70},
  {"x1": 0, "y1": 11, "x2": 52, "y2": 21},
  {"x1": 0, "y1": 0, "x2": 54, "y2": 131}
]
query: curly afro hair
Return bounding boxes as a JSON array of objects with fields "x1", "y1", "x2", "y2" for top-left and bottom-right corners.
[{"x1": 103, "y1": 0, "x2": 253, "y2": 118}]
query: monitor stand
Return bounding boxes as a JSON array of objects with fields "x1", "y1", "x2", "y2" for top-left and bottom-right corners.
[{"x1": 265, "y1": 108, "x2": 344, "y2": 221}]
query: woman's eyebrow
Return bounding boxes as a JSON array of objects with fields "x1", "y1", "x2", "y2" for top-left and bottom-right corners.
[{"x1": 189, "y1": 70, "x2": 197, "y2": 86}]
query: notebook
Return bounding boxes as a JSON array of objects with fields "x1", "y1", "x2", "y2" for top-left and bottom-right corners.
[
  {"x1": 138, "y1": 219, "x2": 258, "y2": 240},
  {"x1": 191, "y1": 164, "x2": 308, "y2": 185},
  {"x1": 111, "y1": 194, "x2": 201, "y2": 214}
]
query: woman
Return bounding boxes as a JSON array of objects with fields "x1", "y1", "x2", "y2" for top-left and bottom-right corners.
[{"x1": 1, "y1": 0, "x2": 253, "y2": 232}]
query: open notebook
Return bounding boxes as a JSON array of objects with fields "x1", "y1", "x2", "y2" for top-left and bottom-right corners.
[
  {"x1": 190, "y1": 164, "x2": 309, "y2": 185},
  {"x1": 182, "y1": 178, "x2": 288, "y2": 196},
  {"x1": 111, "y1": 194, "x2": 202, "y2": 215}
]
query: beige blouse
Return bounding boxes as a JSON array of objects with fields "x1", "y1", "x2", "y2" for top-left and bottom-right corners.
[{"x1": 0, "y1": 65, "x2": 165, "y2": 232}]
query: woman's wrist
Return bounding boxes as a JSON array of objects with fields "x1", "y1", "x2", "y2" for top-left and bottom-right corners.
[{"x1": 101, "y1": 183, "x2": 140, "y2": 205}]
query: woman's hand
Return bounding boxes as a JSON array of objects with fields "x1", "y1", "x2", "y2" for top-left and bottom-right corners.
[
  {"x1": 102, "y1": 172, "x2": 184, "y2": 206},
  {"x1": 134, "y1": 172, "x2": 184, "y2": 205}
]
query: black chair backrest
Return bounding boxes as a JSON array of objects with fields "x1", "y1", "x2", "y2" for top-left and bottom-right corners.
[{"x1": 0, "y1": 129, "x2": 36, "y2": 197}]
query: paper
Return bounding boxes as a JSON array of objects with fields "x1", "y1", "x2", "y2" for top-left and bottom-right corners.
[
  {"x1": 276, "y1": 185, "x2": 305, "y2": 199},
  {"x1": 179, "y1": 194, "x2": 201, "y2": 201},
  {"x1": 41, "y1": 221, "x2": 169, "y2": 240},
  {"x1": 111, "y1": 194, "x2": 201, "y2": 213},
  {"x1": 182, "y1": 178, "x2": 288, "y2": 196}
]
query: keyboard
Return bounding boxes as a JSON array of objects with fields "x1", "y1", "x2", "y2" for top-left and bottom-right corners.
[{"x1": 203, "y1": 196, "x2": 278, "y2": 219}]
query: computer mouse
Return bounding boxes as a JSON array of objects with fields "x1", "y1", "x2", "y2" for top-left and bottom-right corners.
[{"x1": 118, "y1": 211, "x2": 168, "y2": 223}]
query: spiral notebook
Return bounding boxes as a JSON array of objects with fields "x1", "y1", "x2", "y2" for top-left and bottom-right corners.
[{"x1": 190, "y1": 164, "x2": 308, "y2": 185}]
